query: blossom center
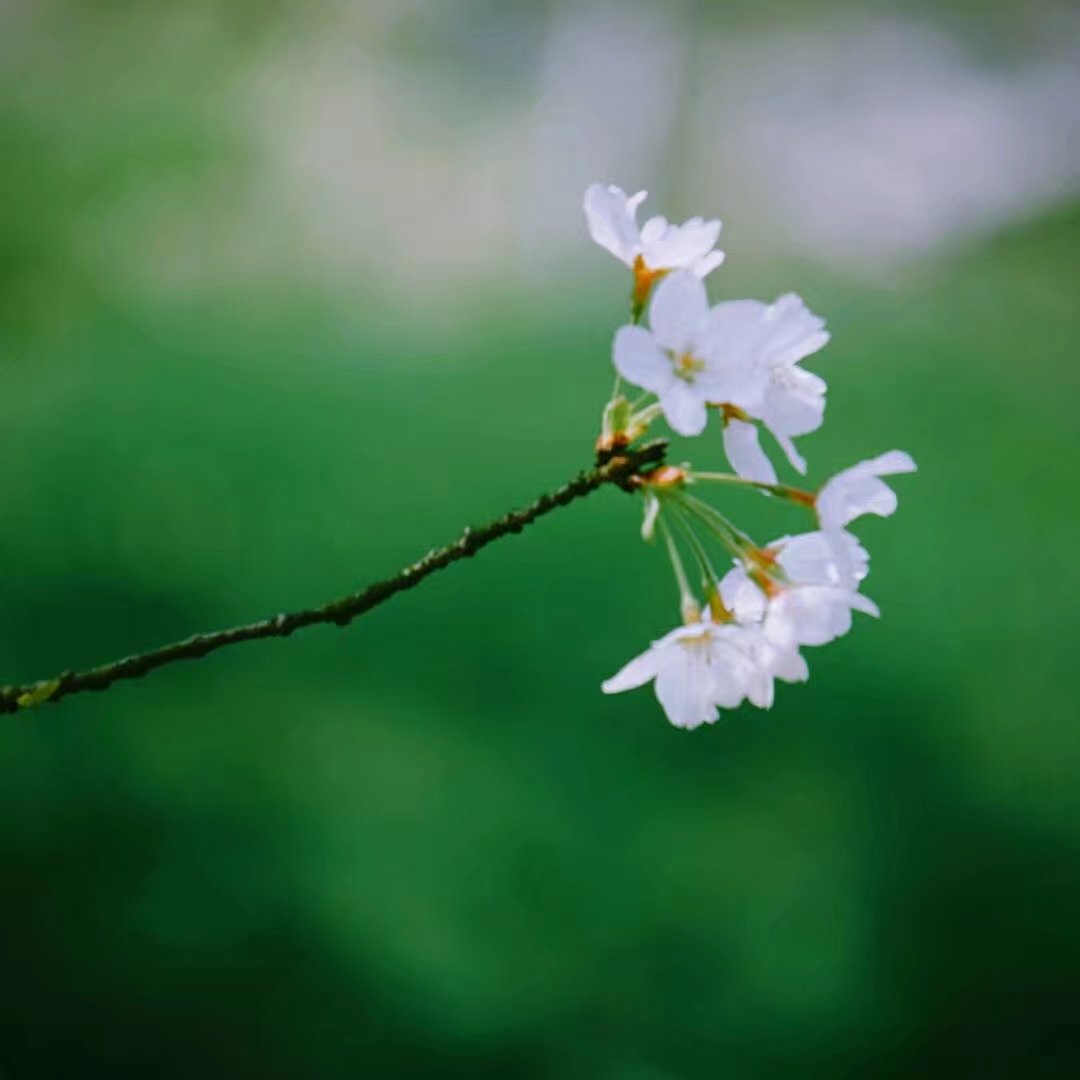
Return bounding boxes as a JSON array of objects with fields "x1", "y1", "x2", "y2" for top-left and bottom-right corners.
[{"x1": 673, "y1": 350, "x2": 705, "y2": 382}]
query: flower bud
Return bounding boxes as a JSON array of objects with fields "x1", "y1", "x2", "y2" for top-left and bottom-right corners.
[{"x1": 643, "y1": 465, "x2": 687, "y2": 489}]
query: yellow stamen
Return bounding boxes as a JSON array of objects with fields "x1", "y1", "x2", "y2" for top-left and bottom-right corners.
[{"x1": 674, "y1": 351, "x2": 705, "y2": 379}]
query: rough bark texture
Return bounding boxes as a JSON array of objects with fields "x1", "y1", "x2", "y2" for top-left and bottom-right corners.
[{"x1": 1, "y1": 441, "x2": 666, "y2": 715}]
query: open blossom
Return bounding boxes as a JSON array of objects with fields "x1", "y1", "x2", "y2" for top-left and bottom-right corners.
[
  {"x1": 770, "y1": 529, "x2": 869, "y2": 592},
  {"x1": 613, "y1": 272, "x2": 767, "y2": 436},
  {"x1": 584, "y1": 183, "x2": 724, "y2": 306},
  {"x1": 716, "y1": 570, "x2": 811, "y2": 706},
  {"x1": 714, "y1": 584, "x2": 811, "y2": 708},
  {"x1": 717, "y1": 294, "x2": 830, "y2": 482},
  {"x1": 602, "y1": 618, "x2": 766, "y2": 730},
  {"x1": 816, "y1": 451, "x2": 917, "y2": 530},
  {"x1": 720, "y1": 528, "x2": 878, "y2": 651},
  {"x1": 602, "y1": 576, "x2": 813, "y2": 729}
]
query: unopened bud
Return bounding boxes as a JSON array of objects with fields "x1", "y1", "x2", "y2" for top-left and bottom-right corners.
[
  {"x1": 625, "y1": 401, "x2": 663, "y2": 441},
  {"x1": 595, "y1": 430, "x2": 631, "y2": 458},
  {"x1": 602, "y1": 395, "x2": 632, "y2": 437},
  {"x1": 644, "y1": 465, "x2": 687, "y2": 489},
  {"x1": 598, "y1": 396, "x2": 634, "y2": 461}
]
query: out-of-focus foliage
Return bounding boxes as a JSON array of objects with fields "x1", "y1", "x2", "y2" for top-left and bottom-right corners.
[{"x1": 2, "y1": 2, "x2": 1078, "y2": 1076}]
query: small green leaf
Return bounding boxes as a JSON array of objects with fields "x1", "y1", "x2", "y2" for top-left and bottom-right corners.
[{"x1": 16, "y1": 678, "x2": 62, "y2": 709}]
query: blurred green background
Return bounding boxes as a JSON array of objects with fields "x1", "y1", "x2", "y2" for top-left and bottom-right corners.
[{"x1": 2, "y1": 1, "x2": 1079, "y2": 1076}]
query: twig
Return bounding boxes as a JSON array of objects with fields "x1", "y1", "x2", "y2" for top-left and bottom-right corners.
[{"x1": 0, "y1": 441, "x2": 666, "y2": 715}]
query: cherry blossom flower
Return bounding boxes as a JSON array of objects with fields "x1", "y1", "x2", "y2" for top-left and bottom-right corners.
[
  {"x1": 816, "y1": 451, "x2": 917, "y2": 530},
  {"x1": 584, "y1": 183, "x2": 724, "y2": 309},
  {"x1": 720, "y1": 529, "x2": 878, "y2": 651},
  {"x1": 764, "y1": 585, "x2": 880, "y2": 649},
  {"x1": 713, "y1": 294, "x2": 830, "y2": 481},
  {"x1": 770, "y1": 529, "x2": 869, "y2": 592},
  {"x1": 721, "y1": 415, "x2": 779, "y2": 485},
  {"x1": 601, "y1": 617, "x2": 764, "y2": 729},
  {"x1": 613, "y1": 272, "x2": 767, "y2": 436},
  {"x1": 708, "y1": 570, "x2": 810, "y2": 708}
]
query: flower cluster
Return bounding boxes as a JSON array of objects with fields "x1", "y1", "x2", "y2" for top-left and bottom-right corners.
[{"x1": 585, "y1": 183, "x2": 915, "y2": 730}]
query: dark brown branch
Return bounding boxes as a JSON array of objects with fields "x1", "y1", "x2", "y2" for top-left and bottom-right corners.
[{"x1": 0, "y1": 441, "x2": 666, "y2": 715}]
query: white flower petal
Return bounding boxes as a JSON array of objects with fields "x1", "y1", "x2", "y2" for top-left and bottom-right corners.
[
  {"x1": 752, "y1": 294, "x2": 829, "y2": 463},
  {"x1": 849, "y1": 592, "x2": 880, "y2": 618},
  {"x1": 867, "y1": 450, "x2": 917, "y2": 476},
  {"x1": 764, "y1": 585, "x2": 877, "y2": 648},
  {"x1": 773, "y1": 430, "x2": 808, "y2": 475},
  {"x1": 816, "y1": 451, "x2": 917, "y2": 530},
  {"x1": 649, "y1": 271, "x2": 708, "y2": 353},
  {"x1": 766, "y1": 644, "x2": 810, "y2": 684},
  {"x1": 583, "y1": 183, "x2": 642, "y2": 267},
  {"x1": 638, "y1": 214, "x2": 669, "y2": 249},
  {"x1": 659, "y1": 380, "x2": 709, "y2": 437},
  {"x1": 762, "y1": 366, "x2": 827, "y2": 440},
  {"x1": 697, "y1": 301, "x2": 772, "y2": 409},
  {"x1": 774, "y1": 529, "x2": 868, "y2": 590},
  {"x1": 641, "y1": 216, "x2": 723, "y2": 272},
  {"x1": 719, "y1": 566, "x2": 766, "y2": 624},
  {"x1": 602, "y1": 645, "x2": 664, "y2": 694},
  {"x1": 761, "y1": 293, "x2": 830, "y2": 367},
  {"x1": 655, "y1": 647, "x2": 717, "y2": 729},
  {"x1": 613, "y1": 325, "x2": 672, "y2": 394},
  {"x1": 692, "y1": 250, "x2": 726, "y2": 277},
  {"x1": 722, "y1": 419, "x2": 778, "y2": 484},
  {"x1": 703, "y1": 299, "x2": 769, "y2": 349}
]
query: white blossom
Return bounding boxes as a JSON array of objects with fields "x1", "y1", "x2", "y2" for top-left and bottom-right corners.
[
  {"x1": 722, "y1": 417, "x2": 778, "y2": 484},
  {"x1": 601, "y1": 617, "x2": 764, "y2": 729},
  {"x1": 710, "y1": 570, "x2": 812, "y2": 706},
  {"x1": 712, "y1": 294, "x2": 829, "y2": 481},
  {"x1": 764, "y1": 585, "x2": 879, "y2": 649},
  {"x1": 816, "y1": 451, "x2": 917, "y2": 531},
  {"x1": 771, "y1": 529, "x2": 869, "y2": 591},
  {"x1": 720, "y1": 529, "x2": 878, "y2": 652},
  {"x1": 718, "y1": 566, "x2": 809, "y2": 700},
  {"x1": 584, "y1": 183, "x2": 725, "y2": 281},
  {"x1": 613, "y1": 273, "x2": 767, "y2": 436}
]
